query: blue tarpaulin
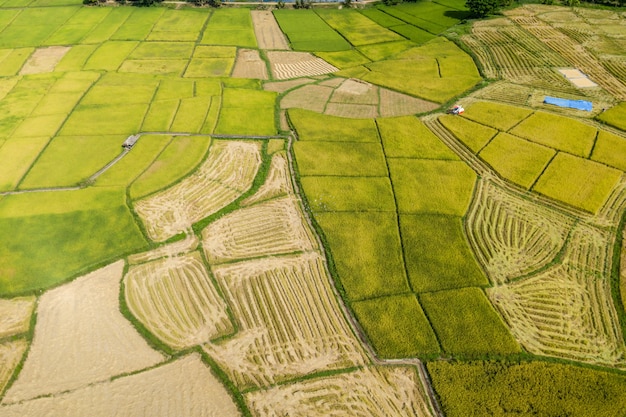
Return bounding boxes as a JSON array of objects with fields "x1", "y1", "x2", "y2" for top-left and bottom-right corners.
[{"x1": 544, "y1": 96, "x2": 592, "y2": 111}]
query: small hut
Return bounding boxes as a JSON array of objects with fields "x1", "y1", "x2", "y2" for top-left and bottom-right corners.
[{"x1": 122, "y1": 134, "x2": 140, "y2": 149}]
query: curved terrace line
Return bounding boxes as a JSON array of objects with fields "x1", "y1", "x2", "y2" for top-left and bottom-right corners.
[{"x1": 0, "y1": 132, "x2": 289, "y2": 197}]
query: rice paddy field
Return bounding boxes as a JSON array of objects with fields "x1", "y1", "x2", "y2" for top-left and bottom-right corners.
[{"x1": 1, "y1": 1, "x2": 626, "y2": 416}]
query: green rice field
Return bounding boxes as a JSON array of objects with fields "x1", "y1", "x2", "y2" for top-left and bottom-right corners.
[{"x1": 1, "y1": 1, "x2": 626, "y2": 415}]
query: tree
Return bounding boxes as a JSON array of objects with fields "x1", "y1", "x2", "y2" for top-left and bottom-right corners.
[{"x1": 466, "y1": 0, "x2": 499, "y2": 17}]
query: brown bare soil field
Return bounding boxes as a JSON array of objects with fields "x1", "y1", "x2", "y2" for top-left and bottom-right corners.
[
  {"x1": 127, "y1": 233, "x2": 199, "y2": 265},
  {"x1": 324, "y1": 103, "x2": 378, "y2": 118},
  {"x1": 0, "y1": 353, "x2": 240, "y2": 417},
  {"x1": 245, "y1": 366, "x2": 435, "y2": 417},
  {"x1": 267, "y1": 51, "x2": 338, "y2": 80},
  {"x1": 124, "y1": 252, "x2": 234, "y2": 350},
  {"x1": 0, "y1": 296, "x2": 35, "y2": 338},
  {"x1": 241, "y1": 152, "x2": 292, "y2": 206},
  {"x1": 466, "y1": 180, "x2": 574, "y2": 285},
  {"x1": 281, "y1": 77, "x2": 438, "y2": 118},
  {"x1": 135, "y1": 140, "x2": 263, "y2": 242},
  {"x1": 488, "y1": 222, "x2": 626, "y2": 367},
  {"x1": 251, "y1": 11, "x2": 290, "y2": 50},
  {"x1": 204, "y1": 253, "x2": 368, "y2": 390},
  {"x1": 280, "y1": 84, "x2": 334, "y2": 113},
  {"x1": 0, "y1": 340, "x2": 27, "y2": 396},
  {"x1": 379, "y1": 88, "x2": 439, "y2": 116},
  {"x1": 318, "y1": 77, "x2": 344, "y2": 87},
  {"x1": 2, "y1": 261, "x2": 165, "y2": 404},
  {"x1": 232, "y1": 49, "x2": 268, "y2": 80},
  {"x1": 19, "y1": 46, "x2": 70, "y2": 75},
  {"x1": 331, "y1": 79, "x2": 379, "y2": 104},
  {"x1": 263, "y1": 78, "x2": 316, "y2": 93},
  {"x1": 203, "y1": 196, "x2": 318, "y2": 264}
]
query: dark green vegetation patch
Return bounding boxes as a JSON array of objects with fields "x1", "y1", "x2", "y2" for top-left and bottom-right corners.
[
  {"x1": 273, "y1": 9, "x2": 350, "y2": 52},
  {"x1": 0, "y1": 188, "x2": 146, "y2": 295}
]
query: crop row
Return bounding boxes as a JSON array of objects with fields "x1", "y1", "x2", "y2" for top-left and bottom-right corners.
[
  {"x1": 603, "y1": 58, "x2": 626, "y2": 84},
  {"x1": 508, "y1": 14, "x2": 626, "y2": 99},
  {"x1": 124, "y1": 252, "x2": 233, "y2": 351},
  {"x1": 127, "y1": 233, "x2": 199, "y2": 265},
  {"x1": 466, "y1": 179, "x2": 573, "y2": 285},
  {"x1": 202, "y1": 196, "x2": 318, "y2": 264},
  {"x1": 597, "y1": 175, "x2": 626, "y2": 226},
  {"x1": 0, "y1": 340, "x2": 27, "y2": 397},
  {"x1": 245, "y1": 366, "x2": 435, "y2": 417},
  {"x1": 204, "y1": 253, "x2": 368, "y2": 390},
  {"x1": 473, "y1": 82, "x2": 534, "y2": 106},
  {"x1": 467, "y1": 26, "x2": 574, "y2": 91},
  {"x1": 488, "y1": 220, "x2": 626, "y2": 367},
  {"x1": 134, "y1": 140, "x2": 262, "y2": 242},
  {"x1": 459, "y1": 35, "x2": 497, "y2": 79},
  {"x1": 241, "y1": 151, "x2": 292, "y2": 206}
]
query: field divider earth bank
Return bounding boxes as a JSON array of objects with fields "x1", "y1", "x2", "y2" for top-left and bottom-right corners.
[
  {"x1": 423, "y1": 116, "x2": 615, "y2": 228},
  {"x1": 283, "y1": 134, "x2": 445, "y2": 417}
]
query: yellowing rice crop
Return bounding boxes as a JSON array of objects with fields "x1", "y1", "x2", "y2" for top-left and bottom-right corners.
[{"x1": 124, "y1": 252, "x2": 234, "y2": 350}]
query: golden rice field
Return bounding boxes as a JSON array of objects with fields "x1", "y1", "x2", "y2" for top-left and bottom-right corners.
[{"x1": 3, "y1": 2, "x2": 626, "y2": 416}]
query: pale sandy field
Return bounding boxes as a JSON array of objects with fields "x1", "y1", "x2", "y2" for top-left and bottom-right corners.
[
  {"x1": 0, "y1": 353, "x2": 240, "y2": 417},
  {"x1": 2, "y1": 261, "x2": 165, "y2": 404}
]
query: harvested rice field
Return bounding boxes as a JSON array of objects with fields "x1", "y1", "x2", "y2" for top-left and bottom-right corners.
[
  {"x1": 279, "y1": 76, "x2": 438, "y2": 118},
  {"x1": 3, "y1": 2, "x2": 626, "y2": 416},
  {"x1": 3, "y1": 261, "x2": 165, "y2": 404}
]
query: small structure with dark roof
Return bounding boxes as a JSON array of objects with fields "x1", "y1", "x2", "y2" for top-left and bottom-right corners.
[{"x1": 122, "y1": 134, "x2": 140, "y2": 149}]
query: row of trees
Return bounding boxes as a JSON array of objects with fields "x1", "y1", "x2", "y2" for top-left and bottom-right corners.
[{"x1": 84, "y1": 0, "x2": 222, "y2": 6}]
